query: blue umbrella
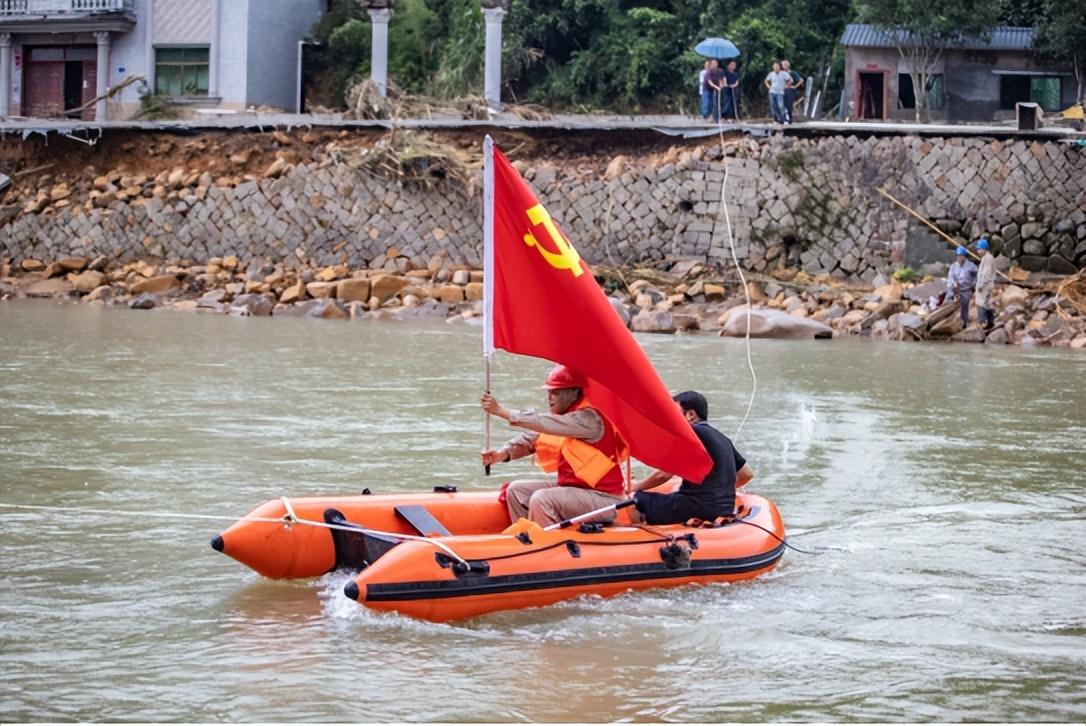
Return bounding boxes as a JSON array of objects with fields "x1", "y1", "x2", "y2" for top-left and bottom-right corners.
[{"x1": 694, "y1": 37, "x2": 740, "y2": 60}]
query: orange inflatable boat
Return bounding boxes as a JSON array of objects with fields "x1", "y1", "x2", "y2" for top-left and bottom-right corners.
[{"x1": 213, "y1": 486, "x2": 786, "y2": 621}]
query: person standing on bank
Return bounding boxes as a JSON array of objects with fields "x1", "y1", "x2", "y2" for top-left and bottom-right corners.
[
  {"x1": 481, "y1": 365, "x2": 627, "y2": 527},
  {"x1": 698, "y1": 59, "x2": 712, "y2": 120},
  {"x1": 782, "y1": 59, "x2": 803, "y2": 124},
  {"x1": 764, "y1": 61, "x2": 790, "y2": 124},
  {"x1": 946, "y1": 245, "x2": 979, "y2": 328},
  {"x1": 630, "y1": 391, "x2": 753, "y2": 525},
  {"x1": 975, "y1": 238, "x2": 996, "y2": 330},
  {"x1": 721, "y1": 60, "x2": 740, "y2": 120},
  {"x1": 705, "y1": 59, "x2": 726, "y2": 123}
]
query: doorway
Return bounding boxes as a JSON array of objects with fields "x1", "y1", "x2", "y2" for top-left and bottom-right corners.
[
  {"x1": 858, "y1": 71, "x2": 885, "y2": 120},
  {"x1": 23, "y1": 46, "x2": 96, "y2": 119},
  {"x1": 64, "y1": 60, "x2": 84, "y2": 117}
]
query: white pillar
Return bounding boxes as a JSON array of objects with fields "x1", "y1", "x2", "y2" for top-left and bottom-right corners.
[
  {"x1": 367, "y1": 8, "x2": 391, "y2": 97},
  {"x1": 144, "y1": 0, "x2": 154, "y2": 94},
  {"x1": 0, "y1": 33, "x2": 12, "y2": 118},
  {"x1": 209, "y1": 0, "x2": 221, "y2": 97},
  {"x1": 94, "y1": 31, "x2": 110, "y2": 121},
  {"x1": 482, "y1": 6, "x2": 505, "y2": 114}
]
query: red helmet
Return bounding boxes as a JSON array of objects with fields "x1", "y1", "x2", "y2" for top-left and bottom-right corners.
[{"x1": 543, "y1": 364, "x2": 586, "y2": 390}]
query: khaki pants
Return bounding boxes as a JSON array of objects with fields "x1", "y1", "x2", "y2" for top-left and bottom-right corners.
[{"x1": 505, "y1": 479, "x2": 624, "y2": 527}]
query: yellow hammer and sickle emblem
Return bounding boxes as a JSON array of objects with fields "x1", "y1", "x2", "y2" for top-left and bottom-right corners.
[{"x1": 522, "y1": 204, "x2": 584, "y2": 278}]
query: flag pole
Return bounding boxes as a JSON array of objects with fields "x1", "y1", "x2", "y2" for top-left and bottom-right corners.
[{"x1": 482, "y1": 135, "x2": 496, "y2": 475}]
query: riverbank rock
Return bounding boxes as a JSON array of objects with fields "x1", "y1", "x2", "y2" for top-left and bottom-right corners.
[
  {"x1": 85, "y1": 285, "x2": 114, "y2": 303},
  {"x1": 24, "y1": 277, "x2": 71, "y2": 298},
  {"x1": 631, "y1": 309, "x2": 676, "y2": 334},
  {"x1": 720, "y1": 306, "x2": 833, "y2": 339},
  {"x1": 609, "y1": 297, "x2": 631, "y2": 327},
  {"x1": 278, "y1": 279, "x2": 307, "y2": 304},
  {"x1": 131, "y1": 274, "x2": 179, "y2": 295},
  {"x1": 1001, "y1": 285, "x2": 1028, "y2": 306},
  {"x1": 230, "y1": 293, "x2": 273, "y2": 316},
  {"x1": 336, "y1": 278, "x2": 371, "y2": 303},
  {"x1": 72, "y1": 270, "x2": 106, "y2": 293},
  {"x1": 952, "y1": 327, "x2": 987, "y2": 343},
  {"x1": 313, "y1": 299, "x2": 349, "y2": 320},
  {"x1": 129, "y1": 293, "x2": 161, "y2": 309},
  {"x1": 370, "y1": 274, "x2": 409, "y2": 304}
]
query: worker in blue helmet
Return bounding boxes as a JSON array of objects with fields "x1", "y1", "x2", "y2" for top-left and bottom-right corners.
[
  {"x1": 975, "y1": 239, "x2": 996, "y2": 330},
  {"x1": 946, "y1": 245, "x2": 978, "y2": 329}
]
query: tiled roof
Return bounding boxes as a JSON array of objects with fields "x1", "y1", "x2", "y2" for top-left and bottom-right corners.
[{"x1": 841, "y1": 23, "x2": 1035, "y2": 51}]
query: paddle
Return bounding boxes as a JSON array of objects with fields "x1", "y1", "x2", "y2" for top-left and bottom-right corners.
[{"x1": 543, "y1": 499, "x2": 636, "y2": 531}]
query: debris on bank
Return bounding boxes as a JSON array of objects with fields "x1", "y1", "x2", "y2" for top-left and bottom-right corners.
[{"x1": 2, "y1": 255, "x2": 1083, "y2": 349}]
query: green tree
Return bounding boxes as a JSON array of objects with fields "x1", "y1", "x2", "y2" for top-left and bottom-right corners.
[
  {"x1": 856, "y1": 0, "x2": 1001, "y2": 121},
  {"x1": 304, "y1": 0, "x2": 853, "y2": 115},
  {"x1": 1033, "y1": 0, "x2": 1085, "y2": 106},
  {"x1": 429, "y1": 0, "x2": 485, "y2": 97}
]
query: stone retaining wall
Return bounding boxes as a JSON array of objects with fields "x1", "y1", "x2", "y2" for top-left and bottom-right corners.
[{"x1": 3, "y1": 132, "x2": 1084, "y2": 279}]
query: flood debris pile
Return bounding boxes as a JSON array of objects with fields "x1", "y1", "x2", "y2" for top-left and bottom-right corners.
[
  {"x1": 327, "y1": 131, "x2": 478, "y2": 193},
  {"x1": 342, "y1": 78, "x2": 551, "y2": 122},
  {"x1": 2, "y1": 254, "x2": 1083, "y2": 349}
]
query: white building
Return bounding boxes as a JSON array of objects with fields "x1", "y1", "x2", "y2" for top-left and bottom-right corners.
[{"x1": 0, "y1": 0, "x2": 324, "y2": 121}]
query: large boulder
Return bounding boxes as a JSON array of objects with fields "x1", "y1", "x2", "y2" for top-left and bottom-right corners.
[
  {"x1": 130, "y1": 274, "x2": 179, "y2": 295},
  {"x1": 1001, "y1": 285, "x2": 1028, "y2": 305},
  {"x1": 720, "y1": 306, "x2": 833, "y2": 339},
  {"x1": 312, "y1": 299, "x2": 349, "y2": 320},
  {"x1": 631, "y1": 309, "x2": 676, "y2": 334},
  {"x1": 85, "y1": 285, "x2": 114, "y2": 303},
  {"x1": 903, "y1": 280, "x2": 945, "y2": 303},
  {"x1": 952, "y1": 327, "x2": 987, "y2": 343},
  {"x1": 278, "y1": 279, "x2": 307, "y2": 304},
  {"x1": 129, "y1": 293, "x2": 161, "y2": 309},
  {"x1": 336, "y1": 278, "x2": 371, "y2": 303},
  {"x1": 437, "y1": 284, "x2": 465, "y2": 304},
  {"x1": 24, "y1": 277, "x2": 72, "y2": 298},
  {"x1": 305, "y1": 281, "x2": 336, "y2": 299},
  {"x1": 58, "y1": 257, "x2": 89, "y2": 272},
  {"x1": 370, "y1": 274, "x2": 409, "y2": 304},
  {"x1": 230, "y1": 293, "x2": 274, "y2": 317},
  {"x1": 72, "y1": 270, "x2": 106, "y2": 293},
  {"x1": 609, "y1": 296, "x2": 631, "y2": 327},
  {"x1": 464, "y1": 282, "x2": 484, "y2": 301},
  {"x1": 873, "y1": 282, "x2": 904, "y2": 303}
]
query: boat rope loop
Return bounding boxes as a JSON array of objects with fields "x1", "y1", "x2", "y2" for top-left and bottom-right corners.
[
  {"x1": 0, "y1": 500, "x2": 469, "y2": 566},
  {"x1": 277, "y1": 496, "x2": 469, "y2": 565},
  {"x1": 714, "y1": 100, "x2": 758, "y2": 441},
  {"x1": 484, "y1": 533, "x2": 694, "y2": 563}
]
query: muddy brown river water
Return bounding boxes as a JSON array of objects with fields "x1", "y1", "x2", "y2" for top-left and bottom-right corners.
[{"x1": 1, "y1": 300, "x2": 1083, "y2": 721}]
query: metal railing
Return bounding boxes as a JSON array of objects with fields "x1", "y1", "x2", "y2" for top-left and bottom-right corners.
[{"x1": 0, "y1": 0, "x2": 132, "y2": 16}]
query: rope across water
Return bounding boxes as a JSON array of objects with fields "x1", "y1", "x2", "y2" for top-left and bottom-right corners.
[
  {"x1": 713, "y1": 93, "x2": 758, "y2": 441},
  {"x1": 0, "y1": 499, "x2": 469, "y2": 565}
]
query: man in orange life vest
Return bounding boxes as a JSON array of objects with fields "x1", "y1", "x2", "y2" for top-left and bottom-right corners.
[{"x1": 480, "y1": 365, "x2": 627, "y2": 526}]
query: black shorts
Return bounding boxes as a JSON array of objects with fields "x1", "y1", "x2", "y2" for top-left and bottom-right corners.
[{"x1": 633, "y1": 491, "x2": 731, "y2": 525}]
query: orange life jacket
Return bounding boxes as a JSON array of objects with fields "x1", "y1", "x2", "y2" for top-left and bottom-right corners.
[{"x1": 534, "y1": 400, "x2": 628, "y2": 495}]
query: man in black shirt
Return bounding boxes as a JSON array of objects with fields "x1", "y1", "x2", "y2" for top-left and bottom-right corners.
[
  {"x1": 631, "y1": 391, "x2": 753, "y2": 525},
  {"x1": 721, "y1": 60, "x2": 740, "y2": 120}
]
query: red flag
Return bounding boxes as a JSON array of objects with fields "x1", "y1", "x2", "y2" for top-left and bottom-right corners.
[{"x1": 482, "y1": 139, "x2": 712, "y2": 482}]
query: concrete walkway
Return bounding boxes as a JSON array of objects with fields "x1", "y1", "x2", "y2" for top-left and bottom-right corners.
[{"x1": 1, "y1": 111, "x2": 1083, "y2": 141}]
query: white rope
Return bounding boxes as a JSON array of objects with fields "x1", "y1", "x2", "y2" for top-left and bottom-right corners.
[
  {"x1": 280, "y1": 495, "x2": 298, "y2": 523},
  {"x1": 0, "y1": 500, "x2": 469, "y2": 565},
  {"x1": 713, "y1": 94, "x2": 758, "y2": 441}
]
